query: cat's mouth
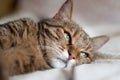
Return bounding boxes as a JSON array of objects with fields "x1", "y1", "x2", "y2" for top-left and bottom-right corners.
[
  {"x1": 57, "y1": 57, "x2": 68, "y2": 64},
  {"x1": 56, "y1": 57, "x2": 69, "y2": 67},
  {"x1": 51, "y1": 57, "x2": 69, "y2": 68}
]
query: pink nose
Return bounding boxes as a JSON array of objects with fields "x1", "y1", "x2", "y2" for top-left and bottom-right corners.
[{"x1": 69, "y1": 55, "x2": 76, "y2": 60}]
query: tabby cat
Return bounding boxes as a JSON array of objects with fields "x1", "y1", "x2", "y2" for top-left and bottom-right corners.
[{"x1": 0, "y1": 0, "x2": 109, "y2": 76}]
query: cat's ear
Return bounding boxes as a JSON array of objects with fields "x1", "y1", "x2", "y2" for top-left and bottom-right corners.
[
  {"x1": 91, "y1": 35, "x2": 109, "y2": 51},
  {"x1": 53, "y1": 0, "x2": 73, "y2": 20}
]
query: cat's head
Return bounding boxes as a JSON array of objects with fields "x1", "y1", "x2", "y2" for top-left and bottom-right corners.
[{"x1": 38, "y1": 0, "x2": 109, "y2": 68}]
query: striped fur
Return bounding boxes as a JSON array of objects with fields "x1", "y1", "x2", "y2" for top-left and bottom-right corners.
[
  {"x1": 0, "y1": 0, "x2": 109, "y2": 76},
  {"x1": 0, "y1": 18, "x2": 94, "y2": 75}
]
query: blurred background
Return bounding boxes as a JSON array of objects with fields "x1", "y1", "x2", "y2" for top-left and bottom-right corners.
[
  {"x1": 0, "y1": 0, "x2": 120, "y2": 53},
  {"x1": 1, "y1": 1, "x2": 120, "y2": 80},
  {"x1": 1, "y1": 0, "x2": 120, "y2": 23}
]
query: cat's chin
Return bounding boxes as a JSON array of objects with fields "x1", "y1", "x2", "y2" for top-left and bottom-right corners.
[{"x1": 51, "y1": 58, "x2": 67, "y2": 68}]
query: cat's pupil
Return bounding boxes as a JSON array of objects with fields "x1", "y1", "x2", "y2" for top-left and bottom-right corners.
[
  {"x1": 80, "y1": 51, "x2": 88, "y2": 58},
  {"x1": 64, "y1": 32, "x2": 70, "y2": 40}
]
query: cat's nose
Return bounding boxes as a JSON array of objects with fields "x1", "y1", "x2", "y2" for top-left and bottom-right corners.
[{"x1": 69, "y1": 53, "x2": 76, "y2": 60}]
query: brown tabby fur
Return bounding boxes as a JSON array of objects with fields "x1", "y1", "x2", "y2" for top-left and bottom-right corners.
[
  {"x1": 0, "y1": 0, "x2": 109, "y2": 76},
  {"x1": 0, "y1": 53, "x2": 8, "y2": 80}
]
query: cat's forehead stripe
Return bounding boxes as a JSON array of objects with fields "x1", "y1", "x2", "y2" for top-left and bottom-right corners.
[{"x1": 62, "y1": 21, "x2": 82, "y2": 35}]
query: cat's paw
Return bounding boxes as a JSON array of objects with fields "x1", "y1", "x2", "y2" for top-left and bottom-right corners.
[
  {"x1": 67, "y1": 59, "x2": 76, "y2": 68},
  {"x1": 62, "y1": 59, "x2": 76, "y2": 79}
]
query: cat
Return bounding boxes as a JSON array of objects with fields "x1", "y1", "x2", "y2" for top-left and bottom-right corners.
[
  {"x1": 0, "y1": 53, "x2": 8, "y2": 80},
  {"x1": 0, "y1": 0, "x2": 109, "y2": 76}
]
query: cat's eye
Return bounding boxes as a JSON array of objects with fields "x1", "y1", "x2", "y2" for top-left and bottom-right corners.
[
  {"x1": 64, "y1": 32, "x2": 70, "y2": 40},
  {"x1": 80, "y1": 51, "x2": 88, "y2": 58}
]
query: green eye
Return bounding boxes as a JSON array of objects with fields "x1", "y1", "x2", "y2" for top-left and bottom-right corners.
[
  {"x1": 80, "y1": 51, "x2": 88, "y2": 58},
  {"x1": 64, "y1": 33, "x2": 70, "y2": 40}
]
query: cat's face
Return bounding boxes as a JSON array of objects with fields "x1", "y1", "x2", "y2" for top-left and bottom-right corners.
[
  {"x1": 39, "y1": 19, "x2": 94, "y2": 68},
  {"x1": 38, "y1": 0, "x2": 109, "y2": 68}
]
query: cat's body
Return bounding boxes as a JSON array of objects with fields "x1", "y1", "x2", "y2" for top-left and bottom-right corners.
[
  {"x1": 0, "y1": 0, "x2": 109, "y2": 76},
  {"x1": 0, "y1": 53, "x2": 8, "y2": 80},
  {"x1": 0, "y1": 18, "x2": 51, "y2": 75}
]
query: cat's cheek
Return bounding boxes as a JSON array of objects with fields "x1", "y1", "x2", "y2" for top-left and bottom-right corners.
[
  {"x1": 79, "y1": 58, "x2": 91, "y2": 64},
  {"x1": 51, "y1": 59, "x2": 66, "y2": 68},
  {"x1": 62, "y1": 50, "x2": 69, "y2": 59}
]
